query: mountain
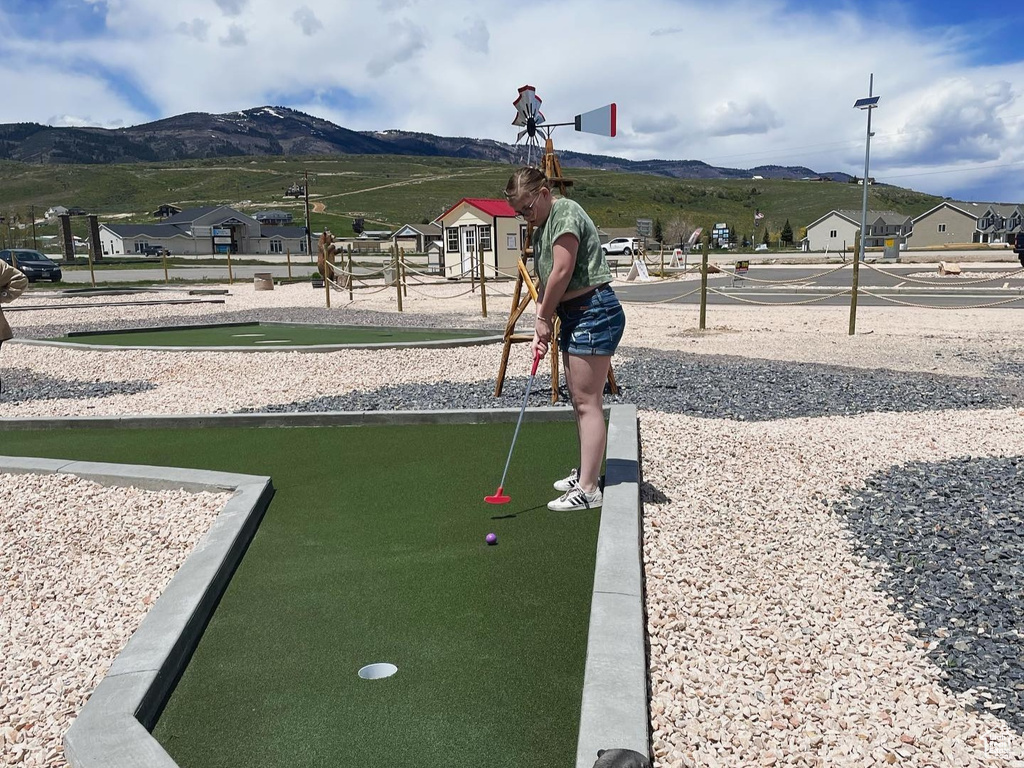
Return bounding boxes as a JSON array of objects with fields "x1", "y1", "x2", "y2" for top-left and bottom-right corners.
[{"x1": 0, "y1": 105, "x2": 851, "y2": 182}]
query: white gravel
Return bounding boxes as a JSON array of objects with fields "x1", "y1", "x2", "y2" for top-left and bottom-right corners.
[
  {"x1": 0, "y1": 474, "x2": 229, "y2": 768},
  {"x1": 2, "y1": 277, "x2": 1024, "y2": 767}
]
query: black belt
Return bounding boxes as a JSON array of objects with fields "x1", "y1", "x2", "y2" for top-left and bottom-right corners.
[{"x1": 559, "y1": 283, "x2": 608, "y2": 309}]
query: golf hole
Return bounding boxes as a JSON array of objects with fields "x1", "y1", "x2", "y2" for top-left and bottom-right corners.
[{"x1": 358, "y1": 663, "x2": 398, "y2": 680}]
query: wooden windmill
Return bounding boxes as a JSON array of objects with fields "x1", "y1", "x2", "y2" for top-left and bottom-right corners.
[{"x1": 496, "y1": 85, "x2": 619, "y2": 401}]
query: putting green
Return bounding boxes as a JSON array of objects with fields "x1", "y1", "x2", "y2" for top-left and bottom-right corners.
[
  {"x1": 1, "y1": 421, "x2": 598, "y2": 768},
  {"x1": 56, "y1": 322, "x2": 493, "y2": 348}
]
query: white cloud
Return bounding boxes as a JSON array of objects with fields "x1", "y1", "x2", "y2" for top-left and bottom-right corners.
[
  {"x1": 366, "y1": 20, "x2": 427, "y2": 77},
  {"x1": 0, "y1": 0, "x2": 1021, "y2": 202},
  {"x1": 706, "y1": 99, "x2": 782, "y2": 137},
  {"x1": 219, "y1": 23, "x2": 247, "y2": 47},
  {"x1": 176, "y1": 18, "x2": 210, "y2": 41},
  {"x1": 292, "y1": 7, "x2": 323, "y2": 36},
  {"x1": 214, "y1": 0, "x2": 248, "y2": 17},
  {"x1": 460, "y1": 17, "x2": 489, "y2": 55}
]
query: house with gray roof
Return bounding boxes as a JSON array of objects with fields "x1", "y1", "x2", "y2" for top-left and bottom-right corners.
[
  {"x1": 99, "y1": 206, "x2": 308, "y2": 256},
  {"x1": 975, "y1": 203, "x2": 1024, "y2": 244},
  {"x1": 254, "y1": 210, "x2": 294, "y2": 226},
  {"x1": 804, "y1": 209, "x2": 911, "y2": 253},
  {"x1": 391, "y1": 223, "x2": 441, "y2": 253},
  {"x1": 909, "y1": 201, "x2": 986, "y2": 248}
]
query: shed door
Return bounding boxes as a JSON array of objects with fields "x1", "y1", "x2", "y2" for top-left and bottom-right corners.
[{"x1": 461, "y1": 226, "x2": 477, "y2": 277}]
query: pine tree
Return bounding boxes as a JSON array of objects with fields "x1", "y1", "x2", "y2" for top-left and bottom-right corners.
[{"x1": 781, "y1": 219, "x2": 794, "y2": 246}]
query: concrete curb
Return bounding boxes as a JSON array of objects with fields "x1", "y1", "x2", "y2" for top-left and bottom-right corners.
[
  {"x1": 576, "y1": 404, "x2": 648, "y2": 767},
  {"x1": 0, "y1": 406, "x2": 648, "y2": 767}
]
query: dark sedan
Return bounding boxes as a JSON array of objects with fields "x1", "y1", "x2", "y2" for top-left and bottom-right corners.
[{"x1": 0, "y1": 249, "x2": 63, "y2": 282}]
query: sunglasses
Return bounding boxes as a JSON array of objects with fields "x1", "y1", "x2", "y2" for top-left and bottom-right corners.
[{"x1": 514, "y1": 190, "x2": 542, "y2": 219}]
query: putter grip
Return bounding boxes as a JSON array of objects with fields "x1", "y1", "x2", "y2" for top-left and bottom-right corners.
[{"x1": 530, "y1": 351, "x2": 541, "y2": 376}]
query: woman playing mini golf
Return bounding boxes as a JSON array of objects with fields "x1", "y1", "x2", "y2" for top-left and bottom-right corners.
[{"x1": 505, "y1": 166, "x2": 626, "y2": 511}]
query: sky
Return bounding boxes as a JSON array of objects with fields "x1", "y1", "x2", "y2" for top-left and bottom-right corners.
[{"x1": 1, "y1": 0, "x2": 1024, "y2": 203}]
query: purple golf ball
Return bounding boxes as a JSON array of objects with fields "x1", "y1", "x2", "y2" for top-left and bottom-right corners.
[{"x1": 485, "y1": 532, "x2": 498, "y2": 545}]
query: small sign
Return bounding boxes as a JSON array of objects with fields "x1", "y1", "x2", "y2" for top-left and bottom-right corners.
[
  {"x1": 625, "y1": 259, "x2": 653, "y2": 282},
  {"x1": 636, "y1": 218, "x2": 652, "y2": 237},
  {"x1": 212, "y1": 228, "x2": 230, "y2": 237},
  {"x1": 735, "y1": 260, "x2": 749, "y2": 274}
]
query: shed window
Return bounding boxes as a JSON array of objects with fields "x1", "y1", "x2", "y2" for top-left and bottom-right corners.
[{"x1": 446, "y1": 227, "x2": 459, "y2": 252}]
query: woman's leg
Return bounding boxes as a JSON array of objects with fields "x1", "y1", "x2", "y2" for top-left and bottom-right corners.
[{"x1": 564, "y1": 352, "x2": 612, "y2": 493}]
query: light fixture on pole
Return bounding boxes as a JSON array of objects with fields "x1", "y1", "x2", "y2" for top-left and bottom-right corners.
[{"x1": 849, "y1": 75, "x2": 879, "y2": 336}]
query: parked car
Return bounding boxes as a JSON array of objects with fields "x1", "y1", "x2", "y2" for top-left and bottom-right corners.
[
  {"x1": 141, "y1": 244, "x2": 170, "y2": 256},
  {"x1": 1014, "y1": 232, "x2": 1024, "y2": 266},
  {"x1": 601, "y1": 237, "x2": 640, "y2": 257},
  {"x1": 0, "y1": 249, "x2": 62, "y2": 282}
]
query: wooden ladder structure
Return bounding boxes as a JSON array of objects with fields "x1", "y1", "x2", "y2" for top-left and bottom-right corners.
[{"x1": 494, "y1": 136, "x2": 618, "y2": 402}]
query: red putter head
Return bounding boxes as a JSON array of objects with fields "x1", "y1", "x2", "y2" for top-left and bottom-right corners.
[{"x1": 484, "y1": 487, "x2": 511, "y2": 505}]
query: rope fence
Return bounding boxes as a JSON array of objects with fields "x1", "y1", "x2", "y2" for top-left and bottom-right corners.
[
  {"x1": 861, "y1": 261, "x2": 1024, "y2": 286},
  {"x1": 621, "y1": 233, "x2": 1024, "y2": 334},
  {"x1": 308, "y1": 243, "x2": 1024, "y2": 332}
]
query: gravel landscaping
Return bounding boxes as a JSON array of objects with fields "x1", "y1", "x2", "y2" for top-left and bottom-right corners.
[{"x1": 2, "y1": 278, "x2": 1024, "y2": 767}]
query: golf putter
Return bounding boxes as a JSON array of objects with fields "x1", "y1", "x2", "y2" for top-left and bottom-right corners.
[{"x1": 485, "y1": 350, "x2": 542, "y2": 504}]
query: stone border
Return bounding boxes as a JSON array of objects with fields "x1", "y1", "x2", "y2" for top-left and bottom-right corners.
[
  {"x1": 12, "y1": 321, "x2": 503, "y2": 353},
  {"x1": 0, "y1": 405, "x2": 646, "y2": 767}
]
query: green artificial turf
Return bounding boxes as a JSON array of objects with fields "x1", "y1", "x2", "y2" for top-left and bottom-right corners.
[
  {"x1": 0, "y1": 421, "x2": 599, "y2": 768},
  {"x1": 59, "y1": 322, "x2": 490, "y2": 347}
]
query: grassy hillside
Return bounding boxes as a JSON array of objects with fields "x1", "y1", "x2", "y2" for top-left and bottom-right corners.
[{"x1": 0, "y1": 155, "x2": 943, "y2": 248}]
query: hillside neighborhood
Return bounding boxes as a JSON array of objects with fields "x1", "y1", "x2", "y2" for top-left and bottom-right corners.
[{"x1": 76, "y1": 196, "x2": 1024, "y2": 281}]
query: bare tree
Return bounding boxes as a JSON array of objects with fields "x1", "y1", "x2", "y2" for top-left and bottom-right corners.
[{"x1": 665, "y1": 216, "x2": 696, "y2": 249}]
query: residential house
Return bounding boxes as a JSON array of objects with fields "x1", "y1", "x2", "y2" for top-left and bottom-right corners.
[
  {"x1": 803, "y1": 210, "x2": 860, "y2": 253},
  {"x1": 804, "y1": 209, "x2": 911, "y2": 252},
  {"x1": 435, "y1": 198, "x2": 522, "y2": 279},
  {"x1": 254, "y1": 210, "x2": 294, "y2": 226},
  {"x1": 152, "y1": 204, "x2": 183, "y2": 219},
  {"x1": 908, "y1": 201, "x2": 987, "y2": 248},
  {"x1": 975, "y1": 203, "x2": 1024, "y2": 244},
  {"x1": 392, "y1": 223, "x2": 442, "y2": 253},
  {"x1": 99, "y1": 206, "x2": 308, "y2": 256}
]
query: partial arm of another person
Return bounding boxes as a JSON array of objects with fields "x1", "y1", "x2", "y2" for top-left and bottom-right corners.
[
  {"x1": 532, "y1": 233, "x2": 578, "y2": 359},
  {"x1": 0, "y1": 263, "x2": 28, "y2": 303}
]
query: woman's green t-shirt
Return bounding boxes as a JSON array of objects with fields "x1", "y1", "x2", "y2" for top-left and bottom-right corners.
[{"x1": 532, "y1": 197, "x2": 612, "y2": 293}]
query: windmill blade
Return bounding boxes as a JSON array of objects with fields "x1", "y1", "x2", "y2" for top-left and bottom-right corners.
[
  {"x1": 574, "y1": 103, "x2": 617, "y2": 137},
  {"x1": 512, "y1": 84, "x2": 545, "y2": 129}
]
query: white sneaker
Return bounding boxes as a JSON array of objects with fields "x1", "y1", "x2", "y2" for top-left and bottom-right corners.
[
  {"x1": 553, "y1": 467, "x2": 579, "y2": 492},
  {"x1": 547, "y1": 481, "x2": 603, "y2": 511}
]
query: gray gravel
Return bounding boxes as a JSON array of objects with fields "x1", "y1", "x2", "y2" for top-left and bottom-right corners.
[
  {"x1": 240, "y1": 348, "x2": 1023, "y2": 420},
  {"x1": 836, "y1": 457, "x2": 1024, "y2": 733}
]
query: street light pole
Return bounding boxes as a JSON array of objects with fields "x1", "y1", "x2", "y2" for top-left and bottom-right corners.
[
  {"x1": 850, "y1": 74, "x2": 879, "y2": 336},
  {"x1": 303, "y1": 170, "x2": 313, "y2": 260}
]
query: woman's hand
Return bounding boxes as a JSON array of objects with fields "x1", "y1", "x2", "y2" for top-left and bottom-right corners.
[{"x1": 532, "y1": 315, "x2": 552, "y2": 359}]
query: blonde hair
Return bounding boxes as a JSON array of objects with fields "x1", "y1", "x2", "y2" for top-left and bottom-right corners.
[{"x1": 504, "y1": 166, "x2": 549, "y2": 201}]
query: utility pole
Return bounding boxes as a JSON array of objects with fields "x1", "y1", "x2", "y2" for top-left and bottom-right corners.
[
  {"x1": 303, "y1": 170, "x2": 313, "y2": 259},
  {"x1": 30, "y1": 206, "x2": 38, "y2": 250}
]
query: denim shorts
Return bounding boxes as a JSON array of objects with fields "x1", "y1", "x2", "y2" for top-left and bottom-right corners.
[{"x1": 556, "y1": 284, "x2": 626, "y2": 356}]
